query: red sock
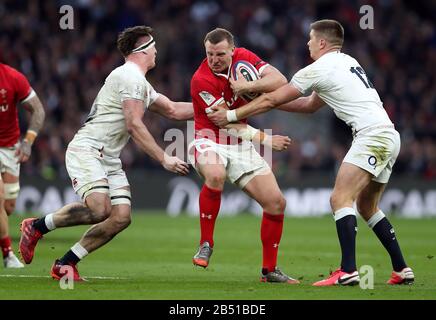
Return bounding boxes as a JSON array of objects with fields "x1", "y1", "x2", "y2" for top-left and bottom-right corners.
[
  {"x1": 199, "y1": 184, "x2": 221, "y2": 248},
  {"x1": 0, "y1": 236, "x2": 12, "y2": 258},
  {"x1": 261, "y1": 212, "x2": 284, "y2": 273}
]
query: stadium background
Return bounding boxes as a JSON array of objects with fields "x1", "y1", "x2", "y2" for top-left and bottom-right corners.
[{"x1": 1, "y1": 0, "x2": 435, "y2": 217}]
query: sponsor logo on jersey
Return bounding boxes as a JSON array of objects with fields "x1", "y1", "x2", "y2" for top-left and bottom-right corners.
[{"x1": 199, "y1": 91, "x2": 215, "y2": 106}]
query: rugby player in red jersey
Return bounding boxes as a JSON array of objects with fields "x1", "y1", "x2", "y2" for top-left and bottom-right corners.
[
  {"x1": 189, "y1": 28, "x2": 298, "y2": 283},
  {"x1": 0, "y1": 62, "x2": 45, "y2": 268}
]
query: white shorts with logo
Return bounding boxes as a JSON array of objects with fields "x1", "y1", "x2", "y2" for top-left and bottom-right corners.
[
  {"x1": 188, "y1": 138, "x2": 271, "y2": 188},
  {"x1": 0, "y1": 143, "x2": 20, "y2": 177},
  {"x1": 343, "y1": 126, "x2": 400, "y2": 184},
  {"x1": 65, "y1": 145, "x2": 129, "y2": 200}
]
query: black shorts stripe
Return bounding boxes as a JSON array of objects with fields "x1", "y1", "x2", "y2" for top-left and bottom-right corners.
[
  {"x1": 89, "y1": 186, "x2": 110, "y2": 190},
  {"x1": 111, "y1": 195, "x2": 131, "y2": 200}
]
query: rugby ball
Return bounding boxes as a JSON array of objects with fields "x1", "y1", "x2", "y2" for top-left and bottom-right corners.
[{"x1": 231, "y1": 60, "x2": 260, "y2": 102}]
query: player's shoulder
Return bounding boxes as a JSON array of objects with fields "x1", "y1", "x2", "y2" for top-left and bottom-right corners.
[
  {"x1": 233, "y1": 47, "x2": 267, "y2": 70},
  {"x1": 233, "y1": 47, "x2": 257, "y2": 60},
  {"x1": 108, "y1": 62, "x2": 145, "y2": 83},
  {"x1": 191, "y1": 60, "x2": 214, "y2": 86},
  {"x1": 0, "y1": 63, "x2": 26, "y2": 79},
  {"x1": 234, "y1": 47, "x2": 252, "y2": 55}
]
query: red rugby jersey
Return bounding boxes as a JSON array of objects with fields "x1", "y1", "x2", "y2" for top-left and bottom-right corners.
[
  {"x1": 190, "y1": 48, "x2": 267, "y2": 144},
  {"x1": 0, "y1": 63, "x2": 32, "y2": 147}
]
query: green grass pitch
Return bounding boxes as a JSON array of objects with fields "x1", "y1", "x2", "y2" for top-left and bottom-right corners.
[{"x1": 1, "y1": 212, "x2": 435, "y2": 300}]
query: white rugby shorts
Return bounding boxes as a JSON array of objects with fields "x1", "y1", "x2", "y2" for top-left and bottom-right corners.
[
  {"x1": 343, "y1": 126, "x2": 401, "y2": 183},
  {"x1": 66, "y1": 145, "x2": 129, "y2": 199},
  {"x1": 188, "y1": 138, "x2": 271, "y2": 188},
  {"x1": 0, "y1": 143, "x2": 20, "y2": 177}
]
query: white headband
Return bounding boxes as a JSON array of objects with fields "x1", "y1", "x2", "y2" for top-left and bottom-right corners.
[{"x1": 131, "y1": 35, "x2": 155, "y2": 54}]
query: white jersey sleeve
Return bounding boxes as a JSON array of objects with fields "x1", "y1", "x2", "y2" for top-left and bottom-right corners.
[
  {"x1": 69, "y1": 62, "x2": 160, "y2": 157},
  {"x1": 291, "y1": 64, "x2": 324, "y2": 95},
  {"x1": 290, "y1": 52, "x2": 393, "y2": 133},
  {"x1": 118, "y1": 69, "x2": 160, "y2": 108}
]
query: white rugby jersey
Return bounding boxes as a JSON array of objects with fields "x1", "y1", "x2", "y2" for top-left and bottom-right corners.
[
  {"x1": 291, "y1": 51, "x2": 392, "y2": 134},
  {"x1": 70, "y1": 61, "x2": 159, "y2": 157}
]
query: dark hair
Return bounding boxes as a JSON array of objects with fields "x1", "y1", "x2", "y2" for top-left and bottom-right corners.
[
  {"x1": 310, "y1": 19, "x2": 344, "y2": 47},
  {"x1": 204, "y1": 28, "x2": 234, "y2": 46},
  {"x1": 117, "y1": 26, "x2": 153, "y2": 57}
]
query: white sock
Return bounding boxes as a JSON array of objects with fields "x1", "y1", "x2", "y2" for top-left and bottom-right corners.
[
  {"x1": 44, "y1": 214, "x2": 56, "y2": 231},
  {"x1": 367, "y1": 210, "x2": 386, "y2": 229},
  {"x1": 333, "y1": 207, "x2": 356, "y2": 221},
  {"x1": 71, "y1": 242, "x2": 89, "y2": 260}
]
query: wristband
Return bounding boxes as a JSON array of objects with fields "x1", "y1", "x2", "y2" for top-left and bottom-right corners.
[
  {"x1": 226, "y1": 110, "x2": 238, "y2": 122},
  {"x1": 260, "y1": 134, "x2": 272, "y2": 146},
  {"x1": 237, "y1": 125, "x2": 259, "y2": 141},
  {"x1": 24, "y1": 130, "x2": 38, "y2": 145}
]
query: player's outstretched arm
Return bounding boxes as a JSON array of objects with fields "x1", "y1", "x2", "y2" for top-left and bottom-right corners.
[
  {"x1": 208, "y1": 83, "x2": 302, "y2": 127},
  {"x1": 123, "y1": 99, "x2": 189, "y2": 175},
  {"x1": 277, "y1": 92, "x2": 326, "y2": 114},
  {"x1": 226, "y1": 123, "x2": 291, "y2": 151},
  {"x1": 149, "y1": 94, "x2": 194, "y2": 120},
  {"x1": 16, "y1": 92, "x2": 46, "y2": 163}
]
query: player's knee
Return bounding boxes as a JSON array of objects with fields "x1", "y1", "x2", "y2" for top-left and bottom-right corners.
[
  {"x1": 4, "y1": 200, "x2": 16, "y2": 216},
  {"x1": 91, "y1": 202, "x2": 112, "y2": 223},
  {"x1": 356, "y1": 198, "x2": 375, "y2": 218},
  {"x1": 204, "y1": 172, "x2": 226, "y2": 189},
  {"x1": 112, "y1": 214, "x2": 131, "y2": 232},
  {"x1": 265, "y1": 194, "x2": 286, "y2": 214},
  {"x1": 330, "y1": 192, "x2": 345, "y2": 211}
]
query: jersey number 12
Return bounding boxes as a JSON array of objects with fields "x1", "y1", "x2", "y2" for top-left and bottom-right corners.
[{"x1": 350, "y1": 66, "x2": 374, "y2": 89}]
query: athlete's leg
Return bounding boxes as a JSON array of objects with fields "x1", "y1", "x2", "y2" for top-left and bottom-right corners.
[
  {"x1": 330, "y1": 162, "x2": 372, "y2": 273},
  {"x1": 357, "y1": 181, "x2": 408, "y2": 273},
  {"x1": 19, "y1": 179, "x2": 112, "y2": 264},
  {"x1": 196, "y1": 151, "x2": 226, "y2": 247},
  {"x1": 2, "y1": 172, "x2": 19, "y2": 216},
  {"x1": 0, "y1": 177, "x2": 10, "y2": 254},
  {"x1": 242, "y1": 171, "x2": 298, "y2": 284}
]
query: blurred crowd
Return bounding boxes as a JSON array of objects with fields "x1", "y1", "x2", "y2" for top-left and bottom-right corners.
[{"x1": 1, "y1": 0, "x2": 435, "y2": 181}]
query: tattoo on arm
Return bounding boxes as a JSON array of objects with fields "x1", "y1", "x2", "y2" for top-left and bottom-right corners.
[{"x1": 22, "y1": 96, "x2": 45, "y2": 133}]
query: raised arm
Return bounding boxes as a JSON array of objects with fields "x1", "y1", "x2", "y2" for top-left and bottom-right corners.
[
  {"x1": 123, "y1": 99, "x2": 189, "y2": 175},
  {"x1": 148, "y1": 94, "x2": 193, "y2": 120},
  {"x1": 16, "y1": 92, "x2": 46, "y2": 162}
]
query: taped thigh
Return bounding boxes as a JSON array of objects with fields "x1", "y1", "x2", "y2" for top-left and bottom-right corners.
[
  {"x1": 78, "y1": 180, "x2": 110, "y2": 201},
  {"x1": 4, "y1": 182, "x2": 20, "y2": 199},
  {"x1": 110, "y1": 188, "x2": 131, "y2": 206}
]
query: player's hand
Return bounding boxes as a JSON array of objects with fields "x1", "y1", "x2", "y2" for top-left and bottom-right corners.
[
  {"x1": 162, "y1": 155, "x2": 190, "y2": 175},
  {"x1": 15, "y1": 140, "x2": 32, "y2": 163},
  {"x1": 263, "y1": 135, "x2": 291, "y2": 151},
  {"x1": 230, "y1": 70, "x2": 250, "y2": 96},
  {"x1": 207, "y1": 105, "x2": 229, "y2": 127}
]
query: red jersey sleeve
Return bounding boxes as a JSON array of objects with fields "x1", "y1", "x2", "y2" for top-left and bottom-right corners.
[
  {"x1": 235, "y1": 48, "x2": 268, "y2": 74},
  {"x1": 12, "y1": 69, "x2": 32, "y2": 102}
]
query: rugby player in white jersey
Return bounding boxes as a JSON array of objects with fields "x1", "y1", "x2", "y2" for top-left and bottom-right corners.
[
  {"x1": 208, "y1": 19, "x2": 414, "y2": 286},
  {"x1": 18, "y1": 26, "x2": 193, "y2": 281}
]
